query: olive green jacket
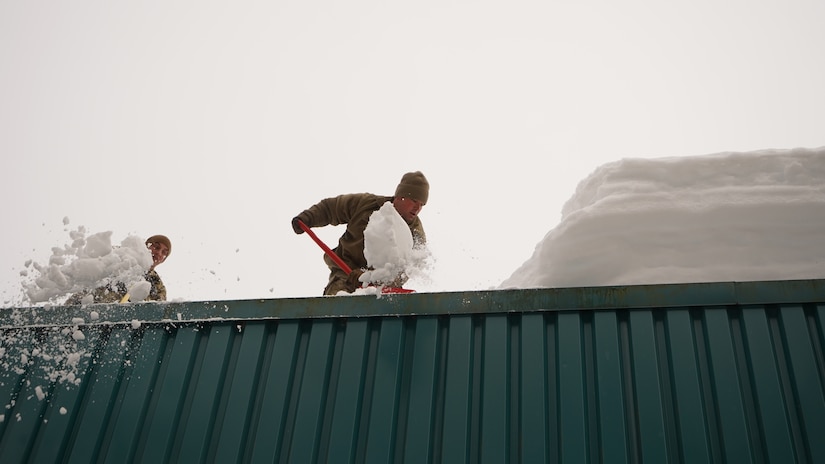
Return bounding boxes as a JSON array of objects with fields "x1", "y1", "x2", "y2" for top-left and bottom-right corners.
[{"x1": 295, "y1": 193, "x2": 426, "y2": 272}]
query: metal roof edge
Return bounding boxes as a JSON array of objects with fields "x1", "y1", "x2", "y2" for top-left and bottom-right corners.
[{"x1": 3, "y1": 278, "x2": 823, "y2": 328}]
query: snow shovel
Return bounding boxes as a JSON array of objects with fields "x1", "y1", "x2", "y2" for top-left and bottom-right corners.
[{"x1": 295, "y1": 219, "x2": 414, "y2": 294}]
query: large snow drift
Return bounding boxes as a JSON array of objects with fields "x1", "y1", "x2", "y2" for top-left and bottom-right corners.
[{"x1": 500, "y1": 147, "x2": 825, "y2": 289}]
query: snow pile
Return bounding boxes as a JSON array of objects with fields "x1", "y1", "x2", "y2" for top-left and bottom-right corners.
[
  {"x1": 19, "y1": 220, "x2": 154, "y2": 305},
  {"x1": 501, "y1": 147, "x2": 825, "y2": 289},
  {"x1": 356, "y1": 201, "x2": 432, "y2": 293}
]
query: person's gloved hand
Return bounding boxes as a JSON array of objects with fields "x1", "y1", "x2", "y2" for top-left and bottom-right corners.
[
  {"x1": 292, "y1": 216, "x2": 305, "y2": 234},
  {"x1": 345, "y1": 268, "x2": 365, "y2": 292}
]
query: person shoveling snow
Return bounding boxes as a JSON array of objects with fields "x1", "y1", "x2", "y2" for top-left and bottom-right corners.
[
  {"x1": 64, "y1": 234, "x2": 172, "y2": 304},
  {"x1": 291, "y1": 171, "x2": 431, "y2": 295},
  {"x1": 21, "y1": 224, "x2": 172, "y2": 305}
]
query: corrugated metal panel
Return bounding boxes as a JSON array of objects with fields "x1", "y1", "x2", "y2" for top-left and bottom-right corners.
[{"x1": 1, "y1": 279, "x2": 824, "y2": 463}]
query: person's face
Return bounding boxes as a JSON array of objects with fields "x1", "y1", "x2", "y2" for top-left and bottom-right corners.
[
  {"x1": 393, "y1": 196, "x2": 424, "y2": 224},
  {"x1": 147, "y1": 242, "x2": 170, "y2": 267}
]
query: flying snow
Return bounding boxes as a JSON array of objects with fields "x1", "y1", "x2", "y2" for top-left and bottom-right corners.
[
  {"x1": 360, "y1": 201, "x2": 431, "y2": 289},
  {"x1": 19, "y1": 225, "x2": 154, "y2": 305}
]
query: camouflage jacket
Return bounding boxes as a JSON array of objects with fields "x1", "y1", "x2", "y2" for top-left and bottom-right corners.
[{"x1": 65, "y1": 269, "x2": 166, "y2": 304}]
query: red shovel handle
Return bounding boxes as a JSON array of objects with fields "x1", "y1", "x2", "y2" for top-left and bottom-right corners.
[
  {"x1": 297, "y1": 219, "x2": 414, "y2": 294},
  {"x1": 296, "y1": 219, "x2": 353, "y2": 274}
]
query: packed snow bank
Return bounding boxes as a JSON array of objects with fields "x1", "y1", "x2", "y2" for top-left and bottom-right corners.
[{"x1": 500, "y1": 147, "x2": 825, "y2": 289}]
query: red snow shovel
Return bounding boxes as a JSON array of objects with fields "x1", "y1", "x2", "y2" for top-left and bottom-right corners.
[{"x1": 296, "y1": 219, "x2": 414, "y2": 294}]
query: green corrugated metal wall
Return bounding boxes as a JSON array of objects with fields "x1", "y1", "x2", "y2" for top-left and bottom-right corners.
[{"x1": 1, "y1": 280, "x2": 824, "y2": 463}]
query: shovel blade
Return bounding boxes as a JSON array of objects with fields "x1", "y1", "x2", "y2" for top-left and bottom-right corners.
[{"x1": 380, "y1": 287, "x2": 415, "y2": 294}]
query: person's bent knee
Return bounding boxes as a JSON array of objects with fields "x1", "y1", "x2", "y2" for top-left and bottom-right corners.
[{"x1": 324, "y1": 277, "x2": 349, "y2": 296}]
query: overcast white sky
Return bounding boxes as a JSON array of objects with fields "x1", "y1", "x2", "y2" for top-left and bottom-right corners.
[{"x1": 2, "y1": 1, "x2": 824, "y2": 304}]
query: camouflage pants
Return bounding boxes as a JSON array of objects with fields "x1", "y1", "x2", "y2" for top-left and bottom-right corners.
[{"x1": 323, "y1": 267, "x2": 353, "y2": 296}]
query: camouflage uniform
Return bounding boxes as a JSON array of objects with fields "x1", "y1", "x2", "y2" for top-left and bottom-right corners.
[
  {"x1": 293, "y1": 193, "x2": 426, "y2": 295},
  {"x1": 65, "y1": 269, "x2": 167, "y2": 304}
]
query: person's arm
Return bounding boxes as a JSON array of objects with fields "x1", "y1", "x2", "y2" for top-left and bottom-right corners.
[
  {"x1": 292, "y1": 194, "x2": 376, "y2": 231},
  {"x1": 65, "y1": 291, "x2": 88, "y2": 305},
  {"x1": 145, "y1": 270, "x2": 167, "y2": 301}
]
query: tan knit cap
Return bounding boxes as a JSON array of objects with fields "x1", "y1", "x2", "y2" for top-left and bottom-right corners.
[
  {"x1": 146, "y1": 234, "x2": 172, "y2": 257},
  {"x1": 394, "y1": 171, "x2": 429, "y2": 205}
]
